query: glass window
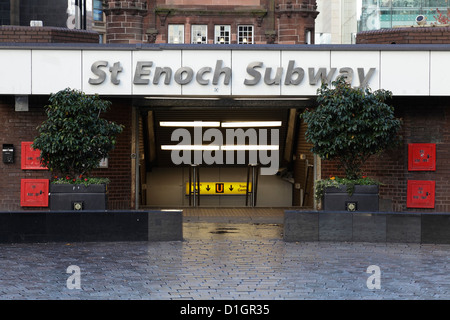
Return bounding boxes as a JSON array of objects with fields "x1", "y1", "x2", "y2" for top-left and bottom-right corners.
[
  {"x1": 168, "y1": 24, "x2": 184, "y2": 44},
  {"x1": 191, "y1": 25, "x2": 207, "y2": 44},
  {"x1": 93, "y1": 0, "x2": 104, "y2": 22},
  {"x1": 359, "y1": 0, "x2": 450, "y2": 32},
  {"x1": 434, "y1": 0, "x2": 450, "y2": 6},
  {"x1": 215, "y1": 25, "x2": 231, "y2": 44},
  {"x1": 238, "y1": 25, "x2": 254, "y2": 44}
]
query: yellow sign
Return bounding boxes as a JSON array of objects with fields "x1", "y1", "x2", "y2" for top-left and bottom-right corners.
[{"x1": 185, "y1": 182, "x2": 252, "y2": 195}]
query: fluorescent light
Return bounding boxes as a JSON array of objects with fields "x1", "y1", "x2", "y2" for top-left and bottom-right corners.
[
  {"x1": 221, "y1": 145, "x2": 279, "y2": 151},
  {"x1": 161, "y1": 145, "x2": 279, "y2": 151},
  {"x1": 221, "y1": 121, "x2": 282, "y2": 127},
  {"x1": 160, "y1": 121, "x2": 221, "y2": 127},
  {"x1": 233, "y1": 98, "x2": 311, "y2": 101},
  {"x1": 161, "y1": 145, "x2": 220, "y2": 151}
]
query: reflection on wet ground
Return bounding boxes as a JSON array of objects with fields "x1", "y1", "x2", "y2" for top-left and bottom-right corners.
[
  {"x1": 183, "y1": 222, "x2": 284, "y2": 240},
  {"x1": 182, "y1": 207, "x2": 285, "y2": 240}
]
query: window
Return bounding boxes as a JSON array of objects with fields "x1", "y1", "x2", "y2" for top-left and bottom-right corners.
[
  {"x1": 168, "y1": 24, "x2": 184, "y2": 44},
  {"x1": 238, "y1": 25, "x2": 254, "y2": 44},
  {"x1": 93, "y1": 0, "x2": 104, "y2": 22},
  {"x1": 214, "y1": 25, "x2": 231, "y2": 44},
  {"x1": 359, "y1": 0, "x2": 450, "y2": 32},
  {"x1": 191, "y1": 25, "x2": 207, "y2": 44},
  {"x1": 305, "y1": 29, "x2": 313, "y2": 44}
]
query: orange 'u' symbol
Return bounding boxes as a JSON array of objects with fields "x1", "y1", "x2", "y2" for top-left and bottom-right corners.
[{"x1": 216, "y1": 183, "x2": 224, "y2": 193}]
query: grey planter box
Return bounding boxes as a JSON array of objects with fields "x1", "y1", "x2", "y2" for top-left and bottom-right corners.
[
  {"x1": 49, "y1": 184, "x2": 108, "y2": 211},
  {"x1": 323, "y1": 185, "x2": 379, "y2": 212}
]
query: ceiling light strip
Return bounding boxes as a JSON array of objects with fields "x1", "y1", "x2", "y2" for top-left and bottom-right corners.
[
  {"x1": 161, "y1": 145, "x2": 220, "y2": 151},
  {"x1": 221, "y1": 145, "x2": 279, "y2": 151},
  {"x1": 160, "y1": 121, "x2": 221, "y2": 127},
  {"x1": 161, "y1": 145, "x2": 279, "y2": 151},
  {"x1": 221, "y1": 121, "x2": 282, "y2": 127}
]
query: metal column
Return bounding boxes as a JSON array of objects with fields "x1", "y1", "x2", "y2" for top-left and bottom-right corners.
[
  {"x1": 188, "y1": 164, "x2": 200, "y2": 207},
  {"x1": 246, "y1": 164, "x2": 259, "y2": 207}
]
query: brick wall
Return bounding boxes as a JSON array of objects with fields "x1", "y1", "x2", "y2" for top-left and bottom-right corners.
[
  {"x1": 0, "y1": 97, "x2": 48, "y2": 211},
  {"x1": 0, "y1": 97, "x2": 132, "y2": 211},
  {"x1": 105, "y1": 0, "x2": 147, "y2": 44},
  {"x1": 90, "y1": 99, "x2": 133, "y2": 210},
  {"x1": 320, "y1": 97, "x2": 450, "y2": 212},
  {"x1": 356, "y1": 26, "x2": 450, "y2": 44},
  {"x1": 350, "y1": 27, "x2": 450, "y2": 212},
  {"x1": 276, "y1": 0, "x2": 318, "y2": 44},
  {"x1": 0, "y1": 26, "x2": 99, "y2": 43}
]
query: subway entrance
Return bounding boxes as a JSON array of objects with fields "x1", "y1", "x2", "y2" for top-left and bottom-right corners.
[{"x1": 136, "y1": 101, "x2": 315, "y2": 209}]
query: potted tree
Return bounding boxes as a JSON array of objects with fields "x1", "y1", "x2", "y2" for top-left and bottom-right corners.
[
  {"x1": 32, "y1": 88, "x2": 123, "y2": 211},
  {"x1": 302, "y1": 76, "x2": 401, "y2": 211}
]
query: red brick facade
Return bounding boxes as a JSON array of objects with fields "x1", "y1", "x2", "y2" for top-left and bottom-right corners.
[
  {"x1": 90, "y1": 99, "x2": 133, "y2": 210},
  {"x1": 0, "y1": 26, "x2": 131, "y2": 211},
  {"x1": 349, "y1": 27, "x2": 450, "y2": 212},
  {"x1": 0, "y1": 97, "x2": 133, "y2": 211},
  {"x1": 356, "y1": 26, "x2": 450, "y2": 44},
  {"x1": 320, "y1": 93, "x2": 450, "y2": 213},
  {"x1": 0, "y1": 26, "x2": 99, "y2": 43},
  {"x1": 0, "y1": 97, "x2": 47, "y2": 211},
  {"x1": 104, "y1": 0, "x2": 318, "y2": 44}
]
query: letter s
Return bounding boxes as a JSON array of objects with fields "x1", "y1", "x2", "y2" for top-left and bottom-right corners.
[
  {"x1": 89, "y1": 61, "x2": 108, "y2": 85},
  {"x1": 244, "y1": 62, "x2": 262, "y2": 85}
]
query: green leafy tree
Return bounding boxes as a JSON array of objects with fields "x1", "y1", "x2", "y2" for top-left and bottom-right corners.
[
  {"x1": 32, "y1": 88, "x2": 123, "y2": 182},
  {"x1": 302, "y1": 76, "x2": 401, "y2": 181}
]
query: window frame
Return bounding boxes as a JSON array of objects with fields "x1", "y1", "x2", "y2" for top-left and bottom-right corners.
[
  {"x1": 214, "y1": 25, "x2": 231, "y2": 44},
  {"x1": 191, "y1": 25, "x2": 208, "y2": 44},
  {"x1": 168, "y1": 24, "x2": 185, "y2": 44},
  {"x1": 93, "y1": 0, "x2": 104, "y2": 22},
  {"x1": 238, "y1": 25, "x2": 254, "y2": 44}
]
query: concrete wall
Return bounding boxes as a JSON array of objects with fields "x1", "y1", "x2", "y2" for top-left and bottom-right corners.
[
  {"x1": 0, "y1": 210, "x2": 183, "y2": 243},
  {"x1": 284, "y1": 210, "x2": 450, "y2": 244}
]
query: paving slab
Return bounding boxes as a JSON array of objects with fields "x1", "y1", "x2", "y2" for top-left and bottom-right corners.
[{"x1": 0, "y1": 209, "x2": 449, "y2": 302}]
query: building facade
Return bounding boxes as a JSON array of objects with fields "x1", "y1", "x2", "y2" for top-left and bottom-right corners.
[
  {"x1": 0, "y1": 0, "x2": 106, "y2": 42},
  {"x1": 104, "y1": 0, "x2": 318, "y2": 44},
  {"x1": 1, "y1": 1, "x2": 450, "y2": 214},
  {"x1": 315, "y1": 0, "x2": 450, "y2": 44},
  {"x1": 359, "y1": 0, "x2": 450, "y2": 32},
  {"x1": 2, "y1": 42, "x2": 450, "y2": 213},
  {"x1": 0, "y1": 0, "x2": 320, "y2": 212}
]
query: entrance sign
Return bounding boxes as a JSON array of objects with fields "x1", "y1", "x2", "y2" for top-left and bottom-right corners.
[
  {"x1": 185, "y1": 182, "x2": 251, "y2": 195},
  {"x1": 1, "y1": 45, "x2": 450, "y2": 96}
]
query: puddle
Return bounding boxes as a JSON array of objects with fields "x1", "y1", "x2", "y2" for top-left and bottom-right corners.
[
  {"x1": 210, "y1": 227, "x2": 239, "y2": 234},
  {"x1": 183, "y1": 222, "x2": 283, "y2": 240}
]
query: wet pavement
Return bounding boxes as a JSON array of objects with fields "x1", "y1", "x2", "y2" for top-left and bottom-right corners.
[{"x1": 0, "y1": 216, "x2": 449, "y2": 301}]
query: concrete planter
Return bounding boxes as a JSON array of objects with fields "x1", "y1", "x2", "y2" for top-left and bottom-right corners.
[
  {"x1": 49, "y1": 184, "x2": 108, "y2": 211},
  {"x1": 0, "y1": 209, "x2": 183, "y2": 243},
  {"x1": 323, "y1": 184, "x2": 379, "y2": 212}
]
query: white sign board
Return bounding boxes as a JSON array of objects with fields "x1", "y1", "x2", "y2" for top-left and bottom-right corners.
[{"x1": 0, "y1": 46, "x2": 448, "y2": 97}]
